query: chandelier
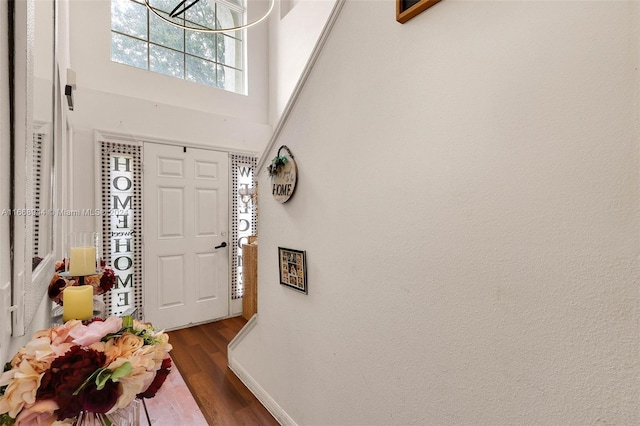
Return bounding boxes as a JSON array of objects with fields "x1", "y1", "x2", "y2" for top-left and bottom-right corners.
[{"x1": 143, "y1": 0, "x2": 275, "y2": 33}]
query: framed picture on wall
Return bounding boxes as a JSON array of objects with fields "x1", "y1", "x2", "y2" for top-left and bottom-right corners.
[
  {"x1": 396, "y1": 0, "x2": 442, "y2": 23},
  {"x1": 278, "y1": 247, "x2": 307, "y2": 294}
]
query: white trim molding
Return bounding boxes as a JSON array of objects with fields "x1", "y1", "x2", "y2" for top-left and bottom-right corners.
[
  {"x1": 94, "y1": 129, "x2": 258, "y2": 157},
  {"x1": 256, "y1": 0, "x2": 346, "y2": 172},
  {"x1": 228, "y1": 314, "x2": 297, "y2": 426}
]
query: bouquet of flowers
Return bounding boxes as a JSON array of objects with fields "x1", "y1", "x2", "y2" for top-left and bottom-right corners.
[
  {"x1": 0, "y1": 316, "x2": 172, "y2": 425},
  {"x1": 48, "y1": 260, "x2": 116, "y2": 306}
]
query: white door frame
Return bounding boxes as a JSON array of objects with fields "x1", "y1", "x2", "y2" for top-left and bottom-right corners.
[{"x1": 94, "y1": 130, "x2": 254, "y2": 320}]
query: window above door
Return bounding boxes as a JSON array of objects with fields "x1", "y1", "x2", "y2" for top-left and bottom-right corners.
[{"x1": 110, "y1": 0, "x2": 245, "y2": 94}]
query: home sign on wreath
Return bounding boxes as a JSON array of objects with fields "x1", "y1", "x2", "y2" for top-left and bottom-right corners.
[{"x1": 268, "y1": 145, "x2": 297, "y2": 203}]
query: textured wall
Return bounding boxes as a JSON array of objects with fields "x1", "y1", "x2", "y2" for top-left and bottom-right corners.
[
  {"x1": 268, "y1": 0, "x2": 336, "y2": 123},
  {"x1": 232, "y1": 1, "x2": 639, "y2": 424}
]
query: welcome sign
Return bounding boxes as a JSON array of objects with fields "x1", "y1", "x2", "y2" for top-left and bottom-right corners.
[{"x1": 236, "y1": 164, "x2": 254, "y2": 293}]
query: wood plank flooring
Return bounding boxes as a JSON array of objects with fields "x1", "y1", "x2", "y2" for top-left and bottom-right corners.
[{"x1": 167, "y1": 316, "x2": 279, "y2": 425}]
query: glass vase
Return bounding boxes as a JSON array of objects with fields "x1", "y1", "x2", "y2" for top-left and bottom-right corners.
[
  {"x1": 66, "y1": 232, "x2": 100, "y2": 276},
  {"x1": 92, "y1": 295, "x2": 106, "y2": 320},
  {"x1": 74, "y1": 400, "x2": 140, "y2": 425}
]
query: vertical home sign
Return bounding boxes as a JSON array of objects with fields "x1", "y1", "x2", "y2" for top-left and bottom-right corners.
[
  {"x1": 101, "y1": 141, "x2": 143, "y2": 318},
  {"x1": 109, "y1": 155, "x2": 135, "y2": 315}
]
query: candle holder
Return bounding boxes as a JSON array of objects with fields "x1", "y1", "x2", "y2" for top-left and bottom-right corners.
[
  {"x1": 49, "y1": 232, "x2": 106, "y2": 324},
  {"x1": 65, "y1": 232, "x2": 100, "y2": 283},
  {"x1": 238, "y1": 184, "x2": 256, "y2": 208}
]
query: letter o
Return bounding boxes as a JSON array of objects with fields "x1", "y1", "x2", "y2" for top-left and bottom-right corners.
[
  {"x1": 238, "y1": 219, "x2": 251, "y2": 232},
  {"x1": 112, "y1": 176, "x2": 132, "y2": 191},
  {"x1": 113, "y1": 256, "x2": 133, "y2": 271}
]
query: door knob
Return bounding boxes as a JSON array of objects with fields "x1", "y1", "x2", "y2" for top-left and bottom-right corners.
[{"x1": 214, "y1": 242, "x2": 227, "y2": 249}]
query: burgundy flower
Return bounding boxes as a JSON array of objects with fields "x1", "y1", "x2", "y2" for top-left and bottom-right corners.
[
  {"x1": 48, "y1": 277, "x2": 67, "y2": 303},
  {"x1": 37, "y1": 345, "x2": 107, "y2": 420},
  {"x1": 99, "y1": 268, "x2": 116, "y2": 294},
  {"x1": 82, "y1": 317, "x2": 105, "y2": 326},
  {"x1": 137, "y1": 357, "x2": 171, "y2": 399},
  {"x1": 78, "y1": 380, "x2": 121, "y2": 414},
  {"x1": 49, "y1": 259, "x2": 116, "y2": 304}
]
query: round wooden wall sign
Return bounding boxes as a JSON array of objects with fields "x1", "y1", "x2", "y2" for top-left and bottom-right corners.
[{"x1": 269, "y1": 145, "x2": 297, "y2": 203}]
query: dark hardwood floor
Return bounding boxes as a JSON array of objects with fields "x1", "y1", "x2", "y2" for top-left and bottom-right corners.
[{"x1": 167, "y1": 316, "x2": 279, "y2": 426}]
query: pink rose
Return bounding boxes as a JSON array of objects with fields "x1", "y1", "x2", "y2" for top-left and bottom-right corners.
[
  {"x1": 69, "y1": 316, "x2": 123, "y2": 347},
  {"x1": 15, "y1": 399, "x2": 58, "y2": 425}
]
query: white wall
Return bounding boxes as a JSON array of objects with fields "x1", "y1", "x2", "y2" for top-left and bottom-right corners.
[
  {"x1": 268, "y1": 0, "x2": 336, "y2": 123},
  {"x1": 231, "y1": 1, "x2": 640, "y2": 424}
]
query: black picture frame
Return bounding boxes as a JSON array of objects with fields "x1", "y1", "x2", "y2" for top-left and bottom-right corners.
[
  {"x1": 278, "y1": 247, "x2": 307, "y2": 294},
  {"x1": 396, "y1": 0, "x2": 442, "y2": 24}
]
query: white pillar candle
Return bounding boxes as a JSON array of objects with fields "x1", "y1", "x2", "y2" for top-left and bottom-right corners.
[
  {"x1": 63, "y1": 285, "x2": 94, "y2": 322},
  {"x1": 69, "y1": 246, "x2": 97, "y2": 276}
]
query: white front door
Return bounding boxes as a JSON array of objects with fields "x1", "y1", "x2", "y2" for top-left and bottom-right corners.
[{"x1": 143, "y1": 143, "x2": 229, "y2": 330}]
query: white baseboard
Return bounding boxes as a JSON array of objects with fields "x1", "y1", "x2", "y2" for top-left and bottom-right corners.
[{"x1": 228, "y1": 314, "x2": 297, "y2": 426}]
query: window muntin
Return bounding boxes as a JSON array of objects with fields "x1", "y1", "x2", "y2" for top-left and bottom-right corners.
[{"x1": 111, "y1": 0, "x2": 245, "y2": 94}]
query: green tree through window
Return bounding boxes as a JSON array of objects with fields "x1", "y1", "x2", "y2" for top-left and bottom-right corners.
[{"x1": 111, "y1": 0, "x2": 245, "y2": 93}]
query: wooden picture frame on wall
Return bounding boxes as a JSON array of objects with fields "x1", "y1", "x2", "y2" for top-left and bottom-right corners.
[
  {"x1": 396, "y1": 0, "x2": 442, "y2": 23},
  {"x1": 278, "y1": 247, "x2": 308, "y2": 294}
]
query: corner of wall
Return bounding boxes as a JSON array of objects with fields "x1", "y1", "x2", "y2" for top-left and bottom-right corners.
[{"x1": 227, "y1": 314, "x2": 297, "y2": 426}]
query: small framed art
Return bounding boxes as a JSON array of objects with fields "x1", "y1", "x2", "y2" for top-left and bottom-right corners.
[
  {"x1": 396, "y1": 0, "x2": 442, "y2": 24},
  {"x1": 278, "y1": 247, "x2": 307, "y2": 294}
]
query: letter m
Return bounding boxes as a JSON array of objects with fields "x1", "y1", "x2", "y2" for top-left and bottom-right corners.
[
  {"x1": 116, "y1": 274, "x2": 134, "y2": 289},
  {"x1": 112, "y1": 195, "x2": 133, "y2": 210}
]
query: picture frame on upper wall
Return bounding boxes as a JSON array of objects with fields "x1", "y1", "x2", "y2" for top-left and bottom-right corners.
[
  {"x1": 396, "y1": 0, "x2": 442, "y2": 23},
  {"x1": 278, "y1": 247, "x2": 307, "y2": 294}
]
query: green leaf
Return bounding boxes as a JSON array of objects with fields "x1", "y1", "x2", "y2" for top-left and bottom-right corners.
[
  {"x1": 110, "y1": 361, "x2": 132, "y2": 382},
  {"x1": 73, "y1": 368, "x2": 105, "y2": 395},
  {"x1": 0, "y1": 412, "x2": 16, "y2": 426},
  {"x1": 95, "y1": 368, "x2": 113, "y2": 390},
  {"x1": 88, "y1": 361, "x2": 132, "y2": 391},
  {"x1": 122, "y1": 315, "x2": 134, "y2": 329},
  {"x1": 101, "y1": 332, "x2": 123, "y2": 342}
]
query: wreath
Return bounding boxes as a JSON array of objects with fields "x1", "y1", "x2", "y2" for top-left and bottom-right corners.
[
  {"x1": 267, "y1": 155, "x2": 288, "y2": 177},
  {"x1": 267, "y1": 146, "x2": 294, "y2": 178}
]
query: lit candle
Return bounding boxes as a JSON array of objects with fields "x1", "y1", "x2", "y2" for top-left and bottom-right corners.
[
  {"x1": 69, "y1": 246, "x2": 97, "y2": 276},
  {"x1": 62, "y1": 285, "x2": 93, "y2": 322}
]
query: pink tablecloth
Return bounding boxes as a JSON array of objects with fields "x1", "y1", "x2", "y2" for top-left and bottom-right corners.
[{"x1": 141, "y1": 357, "x2": 208, "y2": 425}]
